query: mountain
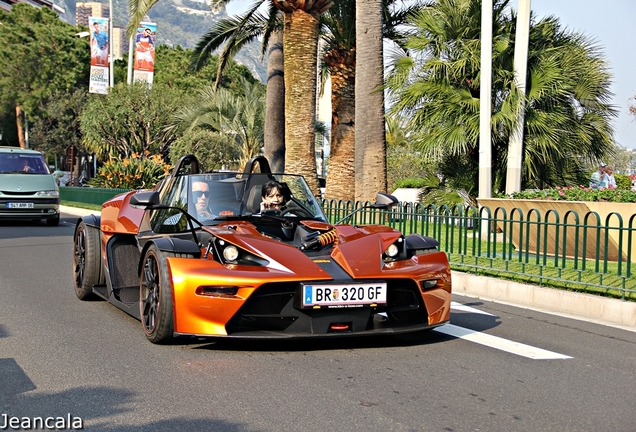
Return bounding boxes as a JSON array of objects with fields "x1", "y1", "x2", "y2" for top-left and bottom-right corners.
[{"x1": 54, "y1": 0, "x2": 267, "y2": 82}]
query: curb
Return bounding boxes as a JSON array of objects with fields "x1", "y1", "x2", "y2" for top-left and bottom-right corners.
[
  {"x1": 453, "y1": 271, "x2": 636, "y2": 332},
  {"x1": 61, "y1": 205, "x2": 101, "y2": 217}
]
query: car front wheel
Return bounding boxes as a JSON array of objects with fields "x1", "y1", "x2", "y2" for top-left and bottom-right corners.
[
  {"x1": 140, "y1": 245, "x2": 175, "y2": 344},
  {"x1": 73, "y1": 221, "x2": 101, "y2": 300}
]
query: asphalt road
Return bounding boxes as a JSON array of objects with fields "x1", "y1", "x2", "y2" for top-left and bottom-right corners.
[{"x1": 1, "y1": 212, "x2": 635, "y2": 431}]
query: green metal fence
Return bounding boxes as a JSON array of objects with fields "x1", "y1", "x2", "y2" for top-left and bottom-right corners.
[
  {"x1": 322, "y1": 199, "x2": 636, "y2": 301},
  {"x1": 59, "y1": 187, "x2": 130, "y2": 206}
]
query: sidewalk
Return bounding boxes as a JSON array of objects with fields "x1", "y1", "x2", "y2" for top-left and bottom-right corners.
[{"x1": 60, "y1": 205, "x2": 636, "y2": 332}]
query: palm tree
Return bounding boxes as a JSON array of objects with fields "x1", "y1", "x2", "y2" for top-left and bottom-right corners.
[
  {"x1": 355, "y1": 0, "x2": 388, "y2": 202},
  {"x1": 173, "y1": 78, "x2": 266, "y2": 170},
  {"x1": 187, "y1": 0, "x2": 332, "y2": 193},
  {"x1": 192, "y1": 1, "x2": 412, "y2": 201},
  {"x1": 320, "y1": 1, "x2": 356, "y2": 201},
  {"x1": 272, "y1": 0, "x2": 332, "y2": 195},
  {"x1": 263, "y1": 29, "x2": 286, "y2": 173},
  {"x1": 385, "y1": 0, "x2": 616, "y2": 193},
  {"x1": 190, "y1": 2, "x2": 286, "y2": 172}
]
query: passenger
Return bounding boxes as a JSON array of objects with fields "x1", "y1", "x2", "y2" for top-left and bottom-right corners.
[{"x1": 260, "y1": 180, "x2": 285, "y2": 211}]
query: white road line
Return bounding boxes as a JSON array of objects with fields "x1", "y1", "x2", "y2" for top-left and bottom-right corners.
[
  {"x1": 434, "y1": 324, "x2": 572, "y2": 360},
  {"x1": 451, "y1": 301, "x2": 495, "y2": 316}
]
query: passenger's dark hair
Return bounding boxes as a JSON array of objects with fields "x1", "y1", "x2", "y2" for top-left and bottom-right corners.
[{"x1": 261, "y1": 180, "x2": 283, "y2": 198}]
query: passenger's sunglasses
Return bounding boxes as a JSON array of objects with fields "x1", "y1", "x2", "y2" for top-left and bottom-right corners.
[{"x1": 193, "y1": 191, "x2": 209, "y2": 199}]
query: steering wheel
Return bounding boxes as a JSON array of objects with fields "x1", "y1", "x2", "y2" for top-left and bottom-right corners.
[{"x1": 280, "y1": 198, "x2": 314, "y2": 218}]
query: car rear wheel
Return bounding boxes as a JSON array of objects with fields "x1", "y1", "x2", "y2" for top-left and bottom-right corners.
[
  {"x1": 140, "y1": 245, "x2": 175, "y2": 344},
  {"x1": 73, "y1": 221, "x2": 101, "y2": 300}
]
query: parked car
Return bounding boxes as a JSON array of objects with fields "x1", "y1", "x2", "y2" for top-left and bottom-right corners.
[
  {"x1": 53, "y1": 170, "x2": 71, "y2": 187},
  {"x1": 72, "y1": 155, "x2": 451, "y2": 344},
  {"x1": 0, "y1": 146, "x2": 60, "y2": 226}
]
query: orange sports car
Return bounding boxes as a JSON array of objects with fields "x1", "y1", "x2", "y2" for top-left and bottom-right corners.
[{"x1": 73, "y1": 155, "x2": 451, "y2": 344}]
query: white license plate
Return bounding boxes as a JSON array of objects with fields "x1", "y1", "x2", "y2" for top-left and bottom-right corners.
[
  {"x1": 7, "y1": 202, "x2": 34, "y2": 209},
  {"x1": 302, "y1": 282, "x2": 387, "y2": 308}
]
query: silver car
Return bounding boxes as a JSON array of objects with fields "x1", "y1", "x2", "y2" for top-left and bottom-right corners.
[{"x1": 0, "y1": 147, "x2": 60, "y2": 226}]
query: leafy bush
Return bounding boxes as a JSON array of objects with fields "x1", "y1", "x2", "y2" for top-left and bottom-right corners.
[
  {"x1": 88, "y1": 152, "x2": 171, "y2": 189},
  {"x1": 168, "y1": 128, "x2": 240, "y2": 171},
  {"x1": 497, "y1": 186, "x2": 636, "y2": 203},
  {"x1": 615, "y1": 173, "x2": 631, "y2": 190}
]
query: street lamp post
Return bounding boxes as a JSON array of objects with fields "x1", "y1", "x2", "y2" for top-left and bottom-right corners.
[
  {"x1": 479, "y1": 0, "x2": 493, "y2": 200},
  {"x1": 505, "y1": 0, "x2": 531, "y2": 194},
  {"x1": 109, "y1": 0, "x2": 114, "y2": 87}
]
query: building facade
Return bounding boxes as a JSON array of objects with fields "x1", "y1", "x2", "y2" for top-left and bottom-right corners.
[{"x1": 0, "y1": 0, "x2": 64, "y2": 13}]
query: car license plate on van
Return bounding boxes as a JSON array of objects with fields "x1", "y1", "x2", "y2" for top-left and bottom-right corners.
[
  {"x1": 302, "y1": 282, "x2": 387, "y2": 308},
  {"x1": 7, "y1": 202, "x2": 34, "y2": 209}
]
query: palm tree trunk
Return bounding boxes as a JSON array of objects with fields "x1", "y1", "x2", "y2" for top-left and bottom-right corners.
[
  {"x1": 355, "y1": 0, "x2": 387, "y2": 202},
  {"x1": 325, "y1": 48, "x2": 356, "y2": 201},
  {"x1": 15, "y1": 105, "x2": 27, "y2": 149},
  {"x1": 282, "y1": 9, "x2": 320, "y2": 195},
  {"x1": 264, "y1": 30, "x2": 286, "y2": 173}
]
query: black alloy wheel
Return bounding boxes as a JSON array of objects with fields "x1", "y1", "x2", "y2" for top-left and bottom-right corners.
[
  {"x1": 73, "y1": 221, "x2": 100, "y2": 300},
  {"x1": 140, "y1": 245, "x2": 175, "y2": 344}
]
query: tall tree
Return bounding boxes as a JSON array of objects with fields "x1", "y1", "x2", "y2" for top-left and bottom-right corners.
[
  {"x1": 355, "y1": 0, "x2": 388, "y2": 201},
  {"x1": 189, "y1": 0, "x2": 332, "y2": 192},
  {"x1": 386, "y1": 0, "x2": 617, "y2": 193},
  {"x1": 80, "y1": 82, "x2": 184, "y2": 158},
  {"x1": 320, "y1": 0, "x2": 416, "y2": 201},
  {"x1": 0, "y1": 4, "x2": 90, "y2": 148},
  {"x1": 271, "y1": 0, "x2": 332, "y2": 195},
  {"x1": 263, "y1": 30, "x2": 286, "y2": 173}
]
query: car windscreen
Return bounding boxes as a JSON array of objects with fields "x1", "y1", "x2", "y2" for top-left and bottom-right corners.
[
  {"x1": 187, "y1": 173, "x2": 327, "y2": 222},
  {"x1": 0, "y1": 153, "x2": 50, "y2": 174}
]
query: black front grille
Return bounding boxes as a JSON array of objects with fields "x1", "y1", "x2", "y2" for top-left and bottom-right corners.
[{"x1": 225, "y1": 279, "x2": 428, "y2": 336}]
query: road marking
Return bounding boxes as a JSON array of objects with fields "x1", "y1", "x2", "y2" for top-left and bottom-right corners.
[
  {"x1": 451, "y1": 301, "x2": 495, "y2": 316},
  {"x1": 434, "y1": 324, "x2": 572, "y2": 360}
]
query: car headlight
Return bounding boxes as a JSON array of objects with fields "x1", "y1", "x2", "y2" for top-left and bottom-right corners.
[
  {"x1": 36, "y1": 190, "x2": 59, "y2": 198},
  {"x1": 385, "y1": 243, "x2": 399, "y2": 258},
  {"x1": 222, "y1": 245, "x2": 239, "y2": 262}
]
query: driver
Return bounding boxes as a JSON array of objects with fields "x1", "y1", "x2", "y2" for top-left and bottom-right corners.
[
  {"x1": 260, "y1": 180, "x2": 285, "y2": 211},
  {"x1": 192, "y1": 180, "x2": 213, "y2": 218}
]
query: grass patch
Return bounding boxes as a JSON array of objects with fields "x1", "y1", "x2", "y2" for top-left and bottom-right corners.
[{"x1": 61, "y1": 201, "x2": 102, "y2": 211}]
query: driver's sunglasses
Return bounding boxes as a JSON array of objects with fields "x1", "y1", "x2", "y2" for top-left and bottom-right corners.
[{"x1": 193, "y1": 191, "x2": 209, "y2": 199}]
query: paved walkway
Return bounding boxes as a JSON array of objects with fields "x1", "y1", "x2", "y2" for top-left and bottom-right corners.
[{"x1": 62, "y1": 205, "x2": 636, "y2": 332}]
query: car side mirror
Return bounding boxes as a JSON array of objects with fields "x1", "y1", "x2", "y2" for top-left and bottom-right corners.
[
  {"x1": 371, "y1": 192, "x2": 399, "y2": 209},
  {"x1": 130, "y1": 191, "x2": 161, "y2": 209}
]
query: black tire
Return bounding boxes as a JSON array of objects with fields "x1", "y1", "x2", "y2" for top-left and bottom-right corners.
[
  {"x1": 140, "y1": 245, "x2": 176, "y2": 344},
  {"x1": 73, "y1": 221, "x2": 101, "y2": 300},
  {"x1": 46, "y1": 215, "x2": 60, "y2": 226}
]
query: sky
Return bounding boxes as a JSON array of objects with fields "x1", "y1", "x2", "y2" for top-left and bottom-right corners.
[
  {"x1": 227, "y1": 0, "x2": 636, "y2": 150},
  {"x1": 529, "y1": 0, "x2": 636, "y2": 149}
]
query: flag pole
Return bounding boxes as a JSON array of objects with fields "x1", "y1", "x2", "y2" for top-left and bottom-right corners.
[{"x1": 109, "y1": 0, "x2": 114, "y2": 87}]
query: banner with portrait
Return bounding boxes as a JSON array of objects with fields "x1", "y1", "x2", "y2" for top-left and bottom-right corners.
[
  {"x1": 133, "y1": 22, "x2": 157, "y2": 87},
  {"x1": 88, "y1": 16, "x2": 110, "y2": 94}
]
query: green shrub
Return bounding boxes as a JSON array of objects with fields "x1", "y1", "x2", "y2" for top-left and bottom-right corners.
[
  {"x1": 497, "y1": 186, "x2": 636, "y2": 203},
  {"x1": 615, "y1": 173, "x2": 631, "y2": 190},
  {"x1": 89, "y1": 152, "x2": 171, "y2": 189}
]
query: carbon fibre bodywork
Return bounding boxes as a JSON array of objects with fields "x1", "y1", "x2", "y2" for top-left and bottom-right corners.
[{"x1": 73, "y1": 156, "x2": 451, "y2": 343}]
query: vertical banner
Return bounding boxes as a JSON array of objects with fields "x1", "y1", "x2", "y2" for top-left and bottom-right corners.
[
  {"x1": 133, "y1": 22, "x2": 156, "y2": 87},
  {"x1": 89, "y1": 16, "x2": 110, "y2": 94}
]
